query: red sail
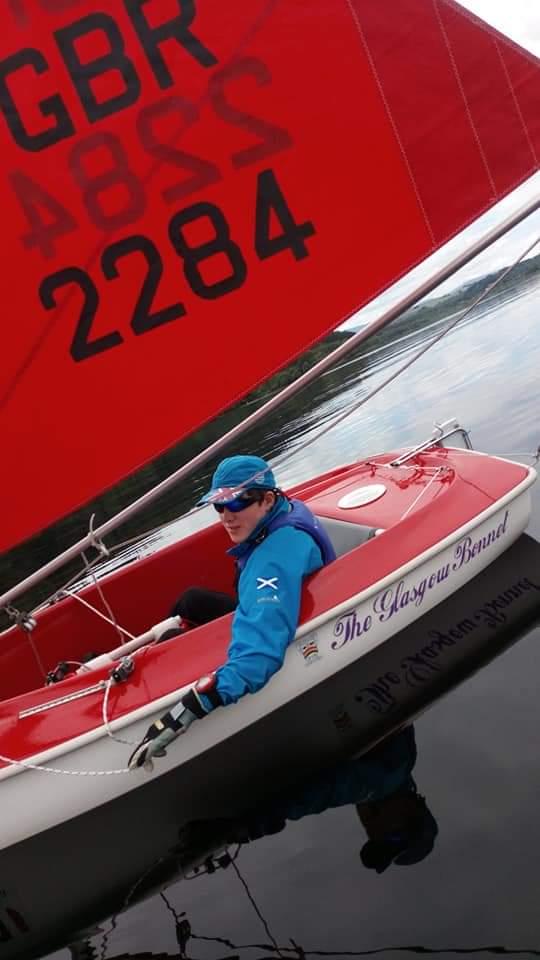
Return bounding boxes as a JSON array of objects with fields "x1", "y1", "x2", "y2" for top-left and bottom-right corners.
[{"x1": 0, "y1": 0, "x2": 538, "y2": 553}]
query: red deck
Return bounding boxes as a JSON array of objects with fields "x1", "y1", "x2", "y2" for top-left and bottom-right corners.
[{"x1": 0, "y1": 449, "x2": 530, "y2": 763}]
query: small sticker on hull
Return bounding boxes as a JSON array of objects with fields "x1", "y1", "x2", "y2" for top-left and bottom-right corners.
[{"x1": 296, "y1": 634, "x2": 321, "y2": 665}]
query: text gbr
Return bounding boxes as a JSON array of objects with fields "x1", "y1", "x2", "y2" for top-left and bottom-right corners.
[{"x1": 1, "y1": 1, "x2": 217, "y2": 153}]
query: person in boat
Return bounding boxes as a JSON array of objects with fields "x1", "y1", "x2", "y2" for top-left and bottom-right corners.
[
  {"x1": 176, "y1": 726, "x2": 438, "y2": 873},
  {"x1": 129, "y1": 454, "x2": 336, "y2": 769}
]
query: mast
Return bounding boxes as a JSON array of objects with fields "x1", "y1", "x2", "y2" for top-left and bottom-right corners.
[{"x1": 1, "y1": 191, "x2": 538, "y2": 612}]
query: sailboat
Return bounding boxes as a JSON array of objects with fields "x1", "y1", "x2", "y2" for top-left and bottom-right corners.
[
  {"x1": 3, "y1": 531, "x2": 538, "y2": 960},
  {"x1": 0, "y1": 0, "x2": 539, "y2": 955}
]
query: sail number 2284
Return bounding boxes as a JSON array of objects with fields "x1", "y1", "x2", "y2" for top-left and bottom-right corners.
[{"x1": 38, "y1": 169, "x2": 316, "y2": 362}]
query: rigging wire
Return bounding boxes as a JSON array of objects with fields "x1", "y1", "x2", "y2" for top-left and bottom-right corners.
[
  {"x1": 229, "y1": 857, "x2": 285, "y2": 959},
  {"x1": 160, "y1": 857, "x2": 286, "y2": 959},
  {"x1": 60, "y1": 589, "x2": 137, "y2": 641},
  {"x1": 65, "y1": 811, "x2": 540, "y2": 959},
  {"x1": 19, "y1": 233, "x2": 540, "y2": 625},
  {"x1": 274, "y1": 233, "x2": 540, "y2": 470},
  {"x1": 90, "y1": 863, "x2": 540, "y2": 960},
  {"x1": 3, "y1": 195, "x2": 538, "y2": 622},
  {"x1": 95, "y1": 841, "x2": 191, "y2": 958},
  {"x1": 82, "y1": 548, "x2": 127, "y2": 645}
]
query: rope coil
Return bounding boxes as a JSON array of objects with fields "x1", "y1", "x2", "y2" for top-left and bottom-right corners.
[{"x1": 1, "y1": 671, "x2": 138, "y2": 777}]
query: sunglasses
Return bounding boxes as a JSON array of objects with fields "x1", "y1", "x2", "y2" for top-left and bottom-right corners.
[{"x1": 213, "y1": 492, "x2": 265, "y2": 514}]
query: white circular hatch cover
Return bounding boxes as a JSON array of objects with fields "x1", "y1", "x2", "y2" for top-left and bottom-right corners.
[{"x1": 337, "y1": 483, "x2": 387, "y2": 509}]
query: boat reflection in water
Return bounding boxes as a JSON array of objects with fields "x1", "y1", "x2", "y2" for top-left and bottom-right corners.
[
  {"x1": 176, "y1": 723, "x2": 437, "y2": 876},
  {"x1": 67, "y1": 725, "x2": 435, "y2": 960},
  {"x1": 8, "y1": 534, "x2": 540, "y2": 960},
  {"x1": 64, "y1": 715, "x2": 439, "y2": 959},
  {"x1": 60, "y1": 534, "x2": 540, "y2": 960}
]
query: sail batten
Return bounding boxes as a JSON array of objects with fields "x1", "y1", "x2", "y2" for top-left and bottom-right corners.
[{"x1": 0, "y1": 0, "x2": 539, "y2": 554}]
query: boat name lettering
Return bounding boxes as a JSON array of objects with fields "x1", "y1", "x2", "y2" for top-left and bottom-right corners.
[
  {"x1": 334, "y1": 510, "x2": 511, "y2": 646},
  {"x1": 452, "y1": 511, "x2": 508, "y2": 571},
  {"x1": 373, "y1": 565, "x2": 451, "y2": 625},
  {"x1": 331, "y1": 610, "x2": 372, "y2": 650},
  {"x1": 355, "y1": 575, "x2": 539, "y2": 713}
]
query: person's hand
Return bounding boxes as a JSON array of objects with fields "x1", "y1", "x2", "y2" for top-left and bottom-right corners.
[
  {"x1": 128, "y1": 673, "x2": 221, "y2": 771},
  {"x1": 128, "y1": 705, "x2": 196, "y2": 771}
]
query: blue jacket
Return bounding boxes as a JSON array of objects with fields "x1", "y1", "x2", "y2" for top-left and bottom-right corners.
[{"x1": 211, "y1": 497, "x2": 335, "y2": 707}]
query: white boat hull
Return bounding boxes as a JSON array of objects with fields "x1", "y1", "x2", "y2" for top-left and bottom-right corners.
[
  {"x1": 0, "y1": 487, "x2": 531, "y2": 851},
  {"x1": 0, "y1": 525, "x2": 539, "y2": 959}
]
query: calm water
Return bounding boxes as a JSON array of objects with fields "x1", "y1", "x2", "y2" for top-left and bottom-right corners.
[{"x1": 49, "y1": 268, "x2": 540, "y2": 959}]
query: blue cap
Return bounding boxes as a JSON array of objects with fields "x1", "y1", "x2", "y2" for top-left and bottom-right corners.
[{"x1": 199, "y1": 455, "x2": 276, "y2": 505}]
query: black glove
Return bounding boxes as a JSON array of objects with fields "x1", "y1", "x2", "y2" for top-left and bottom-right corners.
[{"x1": 128, "y1": 674, "x2": 221, "y2": 771}]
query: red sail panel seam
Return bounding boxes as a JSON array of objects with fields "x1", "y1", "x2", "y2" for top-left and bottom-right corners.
[
  {"x1": 433, "y1": 0, "x2": 497, "y2": 200},
  {"x1": 439, "y1": 0, "x2": 538, "y2": 197},
  {"x1": 342, "y1": 0, "x2": 437, "y2": 248},
  {"x1": 495, "y1": 41, "x2": 539, "y2": 167},
  {"x1": 440, "y1": 0, "x2": 540, "y2": 69}
]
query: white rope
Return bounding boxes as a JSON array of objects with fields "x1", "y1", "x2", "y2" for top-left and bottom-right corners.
[
  {"x1": 26, "y1": 541, "x2": 131, "y2": 629},
  {"x1": 19, "y1": 681, "x2": 106, "y2": 717},
  {"x1": 61, "y1": 589, "x2": 136, "y2": 641},
  {"x1": 27, "y1": 553, "x2": 105, "y2": 618},
  {"x1": 87, "y1": 512, "x2": 109, "y2": 558},
  {"x1": 365, "y1": 461, "x2": 441, "y2": 474},
  {"x1": 101, "y1": 676, "x2": 138, "y2": 747},
  {"x1": 399, "y1": 467, "x2": 445, "y2": 522},
  {"x1": 82, "y1": 549, "x2": 126, "y2": 645},
  {"x1": 0, "y1": 676, "x2": 140, "y2": 775},
  {"x1": 0, "y1": 753, "x2": 130, "y2": 776}
]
